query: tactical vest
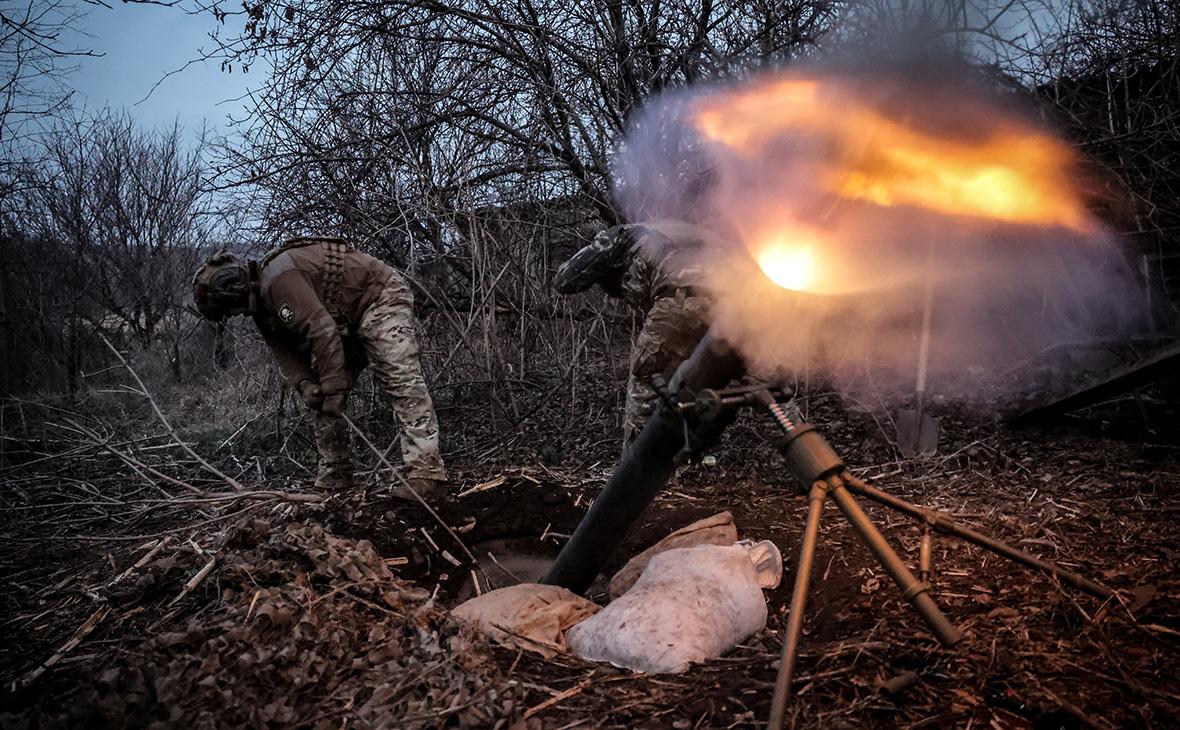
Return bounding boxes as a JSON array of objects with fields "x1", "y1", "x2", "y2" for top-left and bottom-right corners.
[{"x1": 261, "y1": 237, "x2": 351, "y2": 321}]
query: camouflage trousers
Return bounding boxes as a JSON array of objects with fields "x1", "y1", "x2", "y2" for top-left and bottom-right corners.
[
  {"x1": 315, "y1": 273, "x2": 446, "y2": 489},
  {"x1": 623, "y1": 294, "x2": 711, "y2": 447}
]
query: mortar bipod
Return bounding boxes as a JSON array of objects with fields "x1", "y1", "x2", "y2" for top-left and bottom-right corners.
[
  {"x1": 679, "y1": 383, "x2": 1119, "y2": 729},
  {"x1": 755, "y1": 391, "x2": 962, "y2": 730}
]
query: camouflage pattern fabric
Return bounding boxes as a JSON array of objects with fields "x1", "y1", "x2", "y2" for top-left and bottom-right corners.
[
  {"x1": 357, "y1": 272, "x2": 446, "y2": 480},
  {"x1": 554, "y1": 219, "x2": 722, "y2": 446},
  {"x1": 623, "y1": 294, "x2": 712, "y2": 446},
  {"x1": 314, "y1": 412, "x2": 354, "y2": 490},
  {"x1": 312, "y1": 271, "x2": 446, "y2": 489},
  {"x1": 553, "y1": 220, "x2": 715, "y2": 311}
]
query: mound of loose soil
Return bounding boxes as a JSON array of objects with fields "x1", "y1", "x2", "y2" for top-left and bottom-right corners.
[{"x1": 4, "y1": 520, "x2": 519, "y2": 729}]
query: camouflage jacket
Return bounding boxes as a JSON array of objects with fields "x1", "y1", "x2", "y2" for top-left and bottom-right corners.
[
  {"x1": 553, "y1": 220, "x2": 716, "y2": 311},
  {"x1": 253, "y1": 237, "x2": 396, "y2": 396}
]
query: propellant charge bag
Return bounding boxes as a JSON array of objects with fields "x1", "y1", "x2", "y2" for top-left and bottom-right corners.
[{"x1": 567, "y1": 541, "x2": 782, "y2": 673}]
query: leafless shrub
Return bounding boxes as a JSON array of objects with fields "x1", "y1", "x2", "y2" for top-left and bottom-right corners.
[{"x1": 1, "y1": 110, "x2": 218, "y2": 395}]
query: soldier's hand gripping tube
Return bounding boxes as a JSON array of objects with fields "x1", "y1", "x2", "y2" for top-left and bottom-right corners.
[
  {"x1": 542, "y1": 330, "x2": 747, "y2": 594},
  {"x1": 677, "y1": 387, "x2": 742, "y2": 464}
]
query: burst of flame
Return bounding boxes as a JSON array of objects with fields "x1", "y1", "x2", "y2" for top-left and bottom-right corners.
[
  {"x1": 757, "y1": 245, "x2": 815, "y2": 292},
  {"x1": 691, "y1": 75, "x2": 1089, "y2": 232},
  {"x1": 756, "y1": 236, "x2": 818, "y2": 292}
]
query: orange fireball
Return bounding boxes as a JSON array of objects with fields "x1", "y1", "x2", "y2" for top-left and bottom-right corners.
[{"x1": 689, "y1": 72, "x2": 1095, "y2": 292}]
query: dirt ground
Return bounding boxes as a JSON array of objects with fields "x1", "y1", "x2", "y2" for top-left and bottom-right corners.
[{"x1": 1, "y1": 387, "x2": 1178, "y2": 728}]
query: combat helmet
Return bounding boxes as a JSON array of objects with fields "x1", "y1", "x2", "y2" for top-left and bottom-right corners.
[{"x1": 192, "y1": 251, "x2": 252, "y2": 321}]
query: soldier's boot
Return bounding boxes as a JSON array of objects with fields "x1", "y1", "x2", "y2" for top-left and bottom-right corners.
[
  {"x1": 315, "y1": 461, "x2": 355, "y2": 492},
  {"x1": 314, "y1": 412, "x2": 355, "y2": 493},
  {"x1": 390, "y1": 476, "x2": 447, "y2": 503}
]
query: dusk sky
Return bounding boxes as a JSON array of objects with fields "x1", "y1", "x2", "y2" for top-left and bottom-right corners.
[{"x1": 66, "y1": 1, "x2": 254, "y2": 135}]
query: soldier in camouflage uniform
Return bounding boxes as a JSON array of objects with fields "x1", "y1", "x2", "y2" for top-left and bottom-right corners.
[
  {"x1": 192, "y1": 237, "x2": 447, "y2": 500},
  {"x1": 554, "y1": 220, "x2": 717, "y2": 446}
]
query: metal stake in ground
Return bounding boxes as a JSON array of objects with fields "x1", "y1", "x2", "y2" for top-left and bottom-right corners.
[{"x1": 897, "y1": 239, "x2": 940, "y2": 457}]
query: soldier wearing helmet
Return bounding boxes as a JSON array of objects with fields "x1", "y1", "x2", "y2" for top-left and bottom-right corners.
[
  {"x1": 554, "y1": 220, "x2": 717, "y2": 448},
  {"x1": 192, "y1": 237, "x2": 447, "y2": 500}
]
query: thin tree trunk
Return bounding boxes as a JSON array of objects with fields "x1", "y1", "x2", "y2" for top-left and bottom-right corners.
[{"x1": 0, "y1": 242, "x2": 13, "y2": 395}]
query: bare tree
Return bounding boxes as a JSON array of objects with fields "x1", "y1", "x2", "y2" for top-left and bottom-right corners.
[
  {"x1": 200, "y1": 1, "x2": 840, "y2": 236},
  {"x1": 89, "y1": 116, "x2": 213, "y2": 350},
  {"x1": 3, "y1": 110, "x2": 215, "y2": 394},
  {"x1": 0, "y1": 0, "x2": 92, "y2": 163}
]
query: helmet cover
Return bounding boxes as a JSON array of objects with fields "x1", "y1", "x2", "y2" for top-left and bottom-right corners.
[{"x1": 192, "y1": 251, "x2": 249, "y2": 321}]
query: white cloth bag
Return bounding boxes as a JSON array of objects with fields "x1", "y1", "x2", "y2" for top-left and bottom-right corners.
[{"x1": 567, "y1": 540, "x2": 782, "y2": 673}]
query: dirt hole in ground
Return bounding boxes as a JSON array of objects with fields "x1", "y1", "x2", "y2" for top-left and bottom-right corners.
[
  {"x1": 328, "y1": 471, "x2": 586, "y2": 606},
  {"x1": 456, "y1": 537, "x2": 560, "y2": 602}
]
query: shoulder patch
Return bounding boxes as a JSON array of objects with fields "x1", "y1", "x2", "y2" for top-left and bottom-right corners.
[{"x1": 278, "y1": 303, "x2": 296, "y2": 323}]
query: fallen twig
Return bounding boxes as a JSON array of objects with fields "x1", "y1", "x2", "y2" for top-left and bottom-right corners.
[
  {"x1": 109, "y1": 537, "x2": 172, "y2": 587},
  {"x1": 457, "y1": 475, "x2": 507, "y2": 498},
  {"x1": 99, "y1": 335, "x2": 244, "y2": 492},
  {"x1": 15, "y1": 605, "x2": 112, "y2": 691},
  {"x1": 523, "y1": 675, "x2": 596, "y2": 720},
  {"x1": 168, "y1": 556, "x2": 218, "y2": 607}
]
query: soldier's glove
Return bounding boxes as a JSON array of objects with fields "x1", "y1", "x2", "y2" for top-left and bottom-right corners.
[
  {"x1": 321, "y1": 392, "x2": 347, "y2": 417},
  {"x1": 297, "y1": 380, "x2": 324, "y2": 410}
]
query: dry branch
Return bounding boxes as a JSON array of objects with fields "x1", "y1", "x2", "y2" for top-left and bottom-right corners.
[
  {"x1": 14, "y1": 605, "x2": 112, "y2": 692},
  {"x1": 342, "y1": 414, "x2": 478, "y2": 567},
  {"x1": 108, "y1": 537, "x2": 171, "y2": 587},
  {"x1": 169, "y1": 556, "x2": 218, "y2": 607},
  {"x1": 523, "y1": 675, "x2": 596, "y2": 720},
  {"x1": 100, "y1": 335, "x2": 245, "y2": 492}
]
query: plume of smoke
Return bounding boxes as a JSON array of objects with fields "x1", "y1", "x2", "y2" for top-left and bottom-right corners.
[{"x1": 612, "y1": 55, "x2": 1151, "y2": 403}]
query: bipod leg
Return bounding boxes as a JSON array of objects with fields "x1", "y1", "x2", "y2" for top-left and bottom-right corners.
[
  {"x1": 828, "y1": 473, "x2": 962, "y2": 647},
  {"x1": 919, "y1": 524, "x2": 933, "y2": 584},
  {"x1": 840, "y1": 473, "x2": 1118, "y2": 601},
  {"x1": 768, "y1": 480, "x2": 827, "y2": 730}
]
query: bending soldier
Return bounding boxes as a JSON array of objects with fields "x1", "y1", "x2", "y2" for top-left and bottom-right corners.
[
  {"x1": 554, "y1": 220, "x2": 717, "y2": 446},
  {"x1": 192, "y1": 236, "x2": 447, "y2": 499}
]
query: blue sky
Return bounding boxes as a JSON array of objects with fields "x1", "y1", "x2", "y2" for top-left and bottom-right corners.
[{"x1": 66, "y1": 1, "x2": 255, "y2": 134}]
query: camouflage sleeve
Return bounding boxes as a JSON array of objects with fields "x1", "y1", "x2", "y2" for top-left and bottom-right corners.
[
  {"x1": 257, "y1": 324, "x2": 315, "y2": 389},
  {"x1": 265, "y1": 271, "x2": 351, "y2": 396},
  {"x1": 553, "y1": 227, "x2": 629, "y2": 295}
]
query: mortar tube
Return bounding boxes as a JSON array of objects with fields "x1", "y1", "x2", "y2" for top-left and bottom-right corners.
[{"x1": 542, "y1": 330, "x2": 747, "y2": 594}]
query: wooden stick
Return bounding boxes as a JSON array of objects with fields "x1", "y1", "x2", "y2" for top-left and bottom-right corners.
[
  {"x1": 245, "y1": 589, "x2": 262, "y2": 622},
  {"x1": 157, "y1": 490, "x2": 323, "y2": 505},
  {"x1": 523, "y1": 675, "x2": 595, "y2": 720},
  {"x1": 100, "y1": 335, "x2": 244, "y2": 492},
  {"x1": 15, "y1": 605, "x2": 112, "y2": 691},
  {"x1": 109, "y1": 537, "x2": 171, "y2": 586},
  {"x1": 168, "y1": 557, "x2": 217, "y2": 607}
]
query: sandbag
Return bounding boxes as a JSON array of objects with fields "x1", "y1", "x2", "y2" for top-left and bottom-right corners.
[
  {"x1": 567, "y1": 541, "x2": 782, "y2": 673},
  {"x1": 451, "y1": 583, "x2": 599, "y2": 658},
  {"x1": 609, "y1": 511, "x2": 739, "y2": 599}
]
